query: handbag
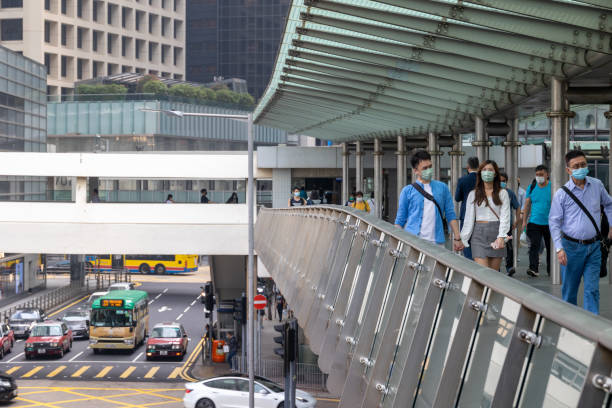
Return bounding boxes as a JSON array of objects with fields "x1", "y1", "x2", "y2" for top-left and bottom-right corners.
[
  {"x1": 223, "y1": 344, "x2": 230, "y2": 353},
  {"x1": 412, "y1": 183, "x2": 448, "y2": 234},
  {"x1": 561, "y1": 187, "x2": 609, "y2": 277}
]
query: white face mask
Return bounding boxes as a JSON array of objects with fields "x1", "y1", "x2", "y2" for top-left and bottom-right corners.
[
  {"x1": 535, "y1": 176, "x2": 546, "y2": 184},
  {"x1": 356, "y1": 197, "x2": 363, "y2": 202}
]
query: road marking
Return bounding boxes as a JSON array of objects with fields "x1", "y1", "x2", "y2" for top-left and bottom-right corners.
[
  {"x1": 317, "y1": 397, "x2": 341, "y2": 402},
  {"x1": 94, "y1": 366, "x2": 113, "y2": 378},
  {"x1": 148, "y1": 300, "x2": 155, "y2": 305},
  {"x1": 8, "y1": 352, "x2": 23, "y2": 362},
  {"x1": 119, "y1": 366, "x2": 137, "y2": 378},
  {"x1": 179, "y1": 336, "x2": 205, "y2": 382},
  {"x1": 71, "y1": 365, "x2": 90, "y2": 377},
  {"x1": 155, "y1": 294, "x2": 162, "y2": 300},
  {"x1": 5, "y1": 366, "x2": 20, "y2": 374},
  {"x1": 48, "y1": 294, "x2": 89, "y2": 318},
  {"x1": 158, "y1": 306, "x2": 172, "y2": 312},
  {"x1": 16, "y1": 339, "x2": 22, "y2": 343},
  {"x1": 47, "y1": 365, "x2": 66, "y2": 378},
  {"x1": 176, "y1": 313, "x2": 183, "y2": 320},
  {"x1": 163, "y1": 288, "x2": 168, "y2": 293},
  {"x1": 144, "y1": 366, "x2": 159, "y2": 379},
  {"x1": 190, "y1": 300, "x2": 196, "y2": 306},
  {"x1": 132, "y1": 352, "x2": 143, "y2": 362},
  {"x1": 69, "y1": 351, "x2": 83, "y2": 362},
  {"x1": 168, "y1": 367, "x2": 182, "y2": 379},
  {"x1": 183, "y1": 307, "x2": 190, "y2": 313},
  {"x1": 22, "y1": 366, "x2": 44, "y2": 378}
]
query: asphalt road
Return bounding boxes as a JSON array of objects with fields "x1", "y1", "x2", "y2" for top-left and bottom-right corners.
[{"x1": 0, "y1": 281, "x2": 207, "y2": 383}]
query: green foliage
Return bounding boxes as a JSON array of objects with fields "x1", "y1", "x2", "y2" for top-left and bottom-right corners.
[
  {"x1": 136, "y1": 74, "x2": 159, "y2": 93},
  {"x1": 142, "y1": 80, "x2": 168, "y2": 95},
  {"x1": 75, "y1": 84, "x2": 127, "y2": 100},
  {"x1": 168, "y1": 84, "x2": 199, "y2": 99},
  {"x1": 210, "y1": 83, "x2": 229, "y2": 91},
  {"x1": 237, "y1": 93, "x2": 255, "y2": 109},
  {"x1": 196, "y1": 87, "x2": 216, "y2": 102},
  {"x1": 215, "y1": 89, "x2": 239, "y2": 104}
]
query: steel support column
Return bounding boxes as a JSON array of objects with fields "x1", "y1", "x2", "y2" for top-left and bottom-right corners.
[
  {"x1": 373, "y1": 138, "x2": 383, "y2": 219},
  {"x1": 473, "y1": 116, "x2": 489, "y2": 162},
  {"x1": 549, "y1": 78, "x2": 572, "y2": 286},
  {"x1": 355, "y1": 141, "x2": 364, "y2": 193},
  {"x1": 607, "y1": 109, "x2": 612, "y2": 284},
  {"x1": 449, "y1": 135, "x2": 464, "y2": 245},
  {"x1": 342, "y1": 143, "x2": 350, "y2": 205},
  {"x1": 428, "y1": 132, "x2": 441, "y2": 181},
  {"x1": 504, "y1": 118, "x2": 521, "y2": 271},
  {"x1": 396, "y1": 135, "x2": 407, "y2": 202}
]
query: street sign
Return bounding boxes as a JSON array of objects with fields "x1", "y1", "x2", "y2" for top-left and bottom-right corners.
[{"x1": 254, "y1": 294, "x2": 267, "y2": 310}]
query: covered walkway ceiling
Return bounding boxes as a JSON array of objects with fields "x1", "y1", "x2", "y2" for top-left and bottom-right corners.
[{"x1": 254, "y1": 0, "x2": 612, "y2": 143}]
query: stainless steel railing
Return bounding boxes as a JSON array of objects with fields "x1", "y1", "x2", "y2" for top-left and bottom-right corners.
[{"x1": 255, "y1": 206, "x2": 612, "y2": 407}]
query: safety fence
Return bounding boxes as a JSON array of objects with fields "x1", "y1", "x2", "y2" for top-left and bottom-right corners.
[
  {"x1": 232, "y1": 356, "x2": 328, "y2": 392},
  {"x1": 255, "y1": 206, "x2": 612, "y2": 407},
  {"x1": 0, "y1": 270, "x2": 131, "y2": 323}
]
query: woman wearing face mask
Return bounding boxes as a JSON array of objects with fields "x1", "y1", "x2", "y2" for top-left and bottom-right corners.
[
  {"x1": 460, "y1": 160, "x2": 511, "y2": 271},
  {"x1": 350, "y1": 191, "x2": 370, "y2": 213},
  {"x1": 288, "y1": 187, "x2": 307, "y2": 207}
]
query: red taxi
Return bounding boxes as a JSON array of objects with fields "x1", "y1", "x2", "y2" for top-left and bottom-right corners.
[
  {"x1": 0, "y1": 324, "x2": 14, "y2": 358},
  {"x1": 25, "y1": 322, "x2": 72, "y2": 359},
  {"x1": 146, "y1": 322, "x2": 188, "y2": 360}
]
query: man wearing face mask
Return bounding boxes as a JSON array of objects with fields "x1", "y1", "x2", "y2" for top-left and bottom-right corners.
[
  {"x1": 549, "y1": 150, "x2": 612, "y2": 315},
  {"x1": 395, "y1": 150, "x2": 463, "y2": 251},
  {"x1": 521, "y1": 165, "x2": 552, "y2": 277},
  {"x1": 351, "y1": 191, "x2": 370, "y2": 213}
]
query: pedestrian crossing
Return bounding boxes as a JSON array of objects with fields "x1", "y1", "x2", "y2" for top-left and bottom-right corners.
[{"x1": 0, "y1": 363, "x2": 186, "y2": 381}]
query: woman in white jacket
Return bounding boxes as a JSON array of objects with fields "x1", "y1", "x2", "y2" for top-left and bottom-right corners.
[{"x1": 460, "y1": 160, "x2": 511, "y2": 271}]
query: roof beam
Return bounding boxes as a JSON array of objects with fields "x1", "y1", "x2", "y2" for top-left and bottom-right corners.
[
  {"x1": 460, "y1": 0, "x2": 611, "y2": 33},
  {"x1": 287, "y1": 51, "x2": 515, "y2": 104},
  {"x1": 304, "y1": 0, "x2": 595, "y2": 66},
  {"x1": 574, "y1": 0, "x2": 612, "y2": 11},
  {"x1": 285, "y1": 59, "x2": 497, "y2": 109},
  {"x1": 282, "y1": 67, "x2": 485, "y2": 115},
  {"x1": 301, "y1": 12, "x2": 569, "y2": 76},
  {"x1": 296, "y1": 26, "x2": 545, "y2": 86},
  {"x1": 292, "y1": 40, "x2": 529, "y2": 95},
  {"x1": 373, "y1": 0, "x2": 612, "y2": 54}
]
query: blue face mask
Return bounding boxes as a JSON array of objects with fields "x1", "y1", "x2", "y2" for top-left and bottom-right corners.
[
  {"x1": 500, "y1": 182, "x2": 507, "y2": 189},
  {"x1": 571, "y1": 167, "x2": 589, "y2": 180}
]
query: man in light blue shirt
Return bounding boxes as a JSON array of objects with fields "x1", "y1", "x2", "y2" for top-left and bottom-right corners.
[
  {"x1": 549, "y1": 150, "x2": 612, "y2": 315},
  {"x1": 395, "y1": 150, "x2": 463, "y2": 251}
]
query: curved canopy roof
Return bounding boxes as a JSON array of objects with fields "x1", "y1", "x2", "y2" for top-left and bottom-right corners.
[{"x1": 254, "y1": 0, "x2": 612, "y2": 143}]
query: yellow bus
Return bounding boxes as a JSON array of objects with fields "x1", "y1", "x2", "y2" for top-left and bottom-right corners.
[
  {"x1": 89, "y1": 290, "x2": 149, "y2": 352},
  {"x1": 86, "y1": 255, "x2": 198, "y2": 274}
]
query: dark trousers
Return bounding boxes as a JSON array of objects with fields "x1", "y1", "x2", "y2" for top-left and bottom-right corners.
[
  {"x1": 505, "y1": 229, "x2": 514, "y2": 270},
  {"x1": 526, "y1": 223, "x2": 551, "y2": 274},
  {"x1": 460, "y1": 220, "x2": 473, "y2": 260},
  {"x1": 277, "y1": 305, "x2": 283, "y2": 322},
  {"x1": 227, "y1": 350, "x2": 237, "y2": 369}
]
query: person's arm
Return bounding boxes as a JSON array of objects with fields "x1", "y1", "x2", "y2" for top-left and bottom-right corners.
[
  {"x1": 394, "y1": 186, "x2": 410, "y2": 228},
  {"x1": 599, "y1": 181, "x2": 612, "y2": 239},
  {"x1": 460, "y1": 191, "x2": 475, "y2": 247},
  {"x1": 548, "y1": 190, "x2": 566, "y2": 264},
  {"x1": 521, "y1": 197, "x2": 532, "y2": 231},
  {"x1": 288, "y1": 198, "x2": 292, "y2": 207},
  {"x1": 514, "y1": 208, "x2": 522, "y2": 230},
  {"x1": 455, "y1": 178, "x2": 463, "y2": 203},
  {"x1": 498, "y1": 190, "x2": 511, "y2": 238}
]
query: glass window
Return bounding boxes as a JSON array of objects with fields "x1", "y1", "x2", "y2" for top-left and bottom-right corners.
[
  {"x1": 1, "y1": 0, "x2": 23, "y2": 8},
  {"x1": 1, "y1": 19, "x2": 22, "y2": 41},
  {"x1": 151, "y1": 327, "x2": 181, "y2": 338},
  {"x1": 31, "y1": 325, "x2": 62, "y2": 336},
  {"x1": 205, "y1": 379, "x2": 237, "y2": 391}
]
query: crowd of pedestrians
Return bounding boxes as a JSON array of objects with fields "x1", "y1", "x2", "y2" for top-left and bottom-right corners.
[{"x1": 394, "y1": 149, "x2": 612, "y2": 315}]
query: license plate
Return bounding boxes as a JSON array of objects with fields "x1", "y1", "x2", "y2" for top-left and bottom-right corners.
[
  {"x1": 37, "y1": 349, "x2": 45, "y2": 354},
  {"x1": 160, "y1": 351, "x2": 168, "y2": 356}
]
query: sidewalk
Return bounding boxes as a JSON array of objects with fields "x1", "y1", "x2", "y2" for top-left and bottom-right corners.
[{"x1": 0, "y1": 274, "x2": 69, "y2": 311}]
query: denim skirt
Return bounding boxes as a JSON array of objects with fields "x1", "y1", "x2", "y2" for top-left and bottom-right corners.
[{"x1": 471, "y1": 221, "x2": 505, "y2": 259}]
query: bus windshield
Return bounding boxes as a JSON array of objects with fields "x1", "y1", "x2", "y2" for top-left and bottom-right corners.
[{"x1": 91, "y1": 309, "x2": 133, "y2": 327}]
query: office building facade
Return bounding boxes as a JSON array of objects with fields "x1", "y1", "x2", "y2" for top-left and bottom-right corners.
[
  {"x1": 0, "y1": 0, "x2": 185, "y2": 96},
  {"x1": 186, "y1": 0, "x2": 290, "y2": 99},
  {"x1": 0, "y1": 44, "x2": 47, "y2": 200}
]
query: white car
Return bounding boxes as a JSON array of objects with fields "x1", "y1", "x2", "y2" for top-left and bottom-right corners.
[
  {"x1": 108, "y1": 282, "x2": 135, "y2": 291},
  {"x1": 86, "y1": 291, "x2": 108, "y2": 307},
  {"x1": 183, "y1": 374, "x2": 316, "y2": 408}
]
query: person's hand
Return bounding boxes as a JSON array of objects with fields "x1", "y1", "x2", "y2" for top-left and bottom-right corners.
[
  {"x1": 512, "y1": 220, "x2": 520, "y2": 231},
  {"x1": 495, "y1": 237, "x2": 505, "y2": 249},
  {"x1": 608, "y1": 229, "x2": 612, "y2": 240},
  {"x1": 453, "y1": 240, "x2": 464, "y2": 252},
  {"x1": 557, "y1": 249, "x2": 567, "y2": 266}
]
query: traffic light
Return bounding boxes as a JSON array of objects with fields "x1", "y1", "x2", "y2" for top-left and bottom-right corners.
[
  {"x1": 273, "y1": 323, "x2": 285, "y2": 358},
  {"x1": 233, "y1": 296, "x2": 247, "y2": 323}
]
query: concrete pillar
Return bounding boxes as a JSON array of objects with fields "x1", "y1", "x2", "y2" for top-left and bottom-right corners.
[
  {"x1": 341, "y1": 142, "x2": 350, "y2": 205},
  {"x1": 504, "y1": 118, "x2": 521, "y2": 270},
  {"x1": 396, "y1": 135, "x2": 407, "y2": 200},
  {"x1": 428, "y1": 132, "x2": 441, "y2": 180},
  {"x1": 606, "y1": 108, "x2": 612, "y2": 284},
  {"x1": 373, "y1": 138, "x2": 383, "y2": 218},
  {"x1": 473, "y1": 116, "x2": 489, "y2": 162},
  {"x1": 272, "y1": 169, "x2": 291, "y2": 208},
  {"x1": 355, "y1": 141, "x2": 364, "y2": 192},
  {"x1": 548, "y1": 77, "x2": 571, "y2": 285},
  {"x1": 449, "y1": 134, "x2": 464, "y2": 216},
  {"x1": 72, "y1": 177, "x2": 87, "y2": 206}
]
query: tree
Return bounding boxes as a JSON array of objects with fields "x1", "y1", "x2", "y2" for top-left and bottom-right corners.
[
  {"x1": 196, "y1": 87, "x2": 216, "y2": 102},
  {"x1": 142, "y1": 80, "x2": 168, "y2": 95},
  {"x1": 215, "y1": 89, "x2": 239, "y2": 104},
  {"x1": 237, "y1": 93, "x2": 255, "y2": 109},
  {"x1": 168, "y1": 84, "x2": 199, "y2": 99},
  {"x1": 136, "y1": 74, "x2": 159, "y2": 93}
]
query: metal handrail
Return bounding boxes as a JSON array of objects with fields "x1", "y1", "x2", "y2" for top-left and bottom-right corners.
[{"x1": 255, "y1": 205, "x2": 612, "y2": 407}]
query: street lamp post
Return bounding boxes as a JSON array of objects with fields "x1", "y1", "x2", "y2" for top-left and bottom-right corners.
[{"x1": 140, "y1": 108, "x2": 256, "y2": 407}]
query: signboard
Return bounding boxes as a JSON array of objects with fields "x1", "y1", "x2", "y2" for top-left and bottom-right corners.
[
  {"x1": 101, "y1": 299, "x2": 124, "y2": 308},
  {"x1": 254, "y1": 294, "x2": 267, "y2": 310}
]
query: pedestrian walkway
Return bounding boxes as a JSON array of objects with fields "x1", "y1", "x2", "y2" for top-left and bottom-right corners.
[{"x1": 0, "y1": 275, "x2": 68, "y2": 311}]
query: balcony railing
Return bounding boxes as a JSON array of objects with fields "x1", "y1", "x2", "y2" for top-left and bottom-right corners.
[{"x1": 255, "y1": 206, "x2": 612, "y2": 407}]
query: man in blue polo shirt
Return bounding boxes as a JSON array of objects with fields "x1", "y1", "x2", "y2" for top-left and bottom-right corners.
[
  {"x1": 395, "y1": 150, "x2": 463, "y2": 251},
  {"x1": 521, "y1": 165, "x2": 552, "y2": 277}
]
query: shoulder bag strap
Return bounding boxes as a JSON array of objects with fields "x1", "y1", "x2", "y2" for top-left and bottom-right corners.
[
  {"x1": 412, "y1": 183, "x2": 444, "y2": 220},
  {"x1": 482, "y1": 195, "x2": 500, "y2": 220},
  {"x1": 561, "y1": 186, "x2": 601, "y2": 239}
]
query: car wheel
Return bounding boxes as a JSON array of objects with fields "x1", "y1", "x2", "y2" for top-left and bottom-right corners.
[
  {"x1": 154, "y1": 264, "x2": 166, "y2": 275},
  {"x1": 0, "y1": 346, "x2": 4, "y2": 359},
  {"x1": 58, "y1": 348, "x2": 64, "y2": 358},
  {"x1": 277, "y1": 403, "x2": 284, "y2": 408},
  {"x1": 68, "y1": 341, "x2": 72, "y2": 351},
  {"x1": 93, "y1": 348, "x2": 100, "y2": 354},
  {"x1": 25, "y1": 353, "x2": 31, "y2": 360},
  {"x1": 139, "y1": 264, "x2": 150, "y2": 274},
  {"x1": 196, "y1": 398, "x2": 215, "y2": 408}
]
